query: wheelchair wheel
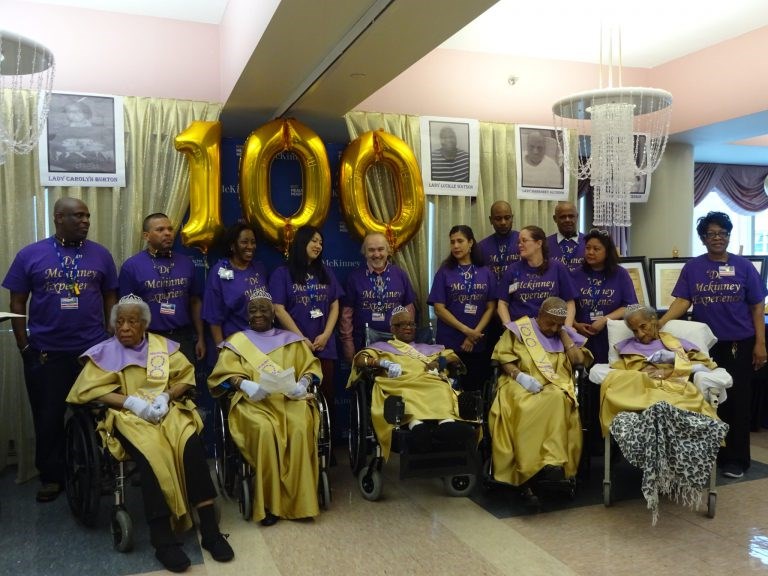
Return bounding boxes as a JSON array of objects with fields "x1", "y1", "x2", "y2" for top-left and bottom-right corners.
[
  {"x1": 238, "y1": 477, "x2": 252, "y2": 521},
  {"x1": 358, "y1": 468, "x2": 382, "y2": 501},
  {"x1": 64, "y1": 409, "x2": 102, "y2": 527},
  {"x1": 111, "y1": 508, "x2": 134, "y2": 553},
  {"x1": 443, "y1": 474, "x2": 477, "y2": 497},
  {"x1": 315, "y1": 389, "x2": 333, "y2": 466},
  {"x1": 348, "y1": 382, "x2": 369, "y2": 475},
  {"x1": 318, "y1": 469, "x2": 331, "y2": 510},
  {"x1": 212, "y1": 401, "x2": 236, "y2": 498},
  {"x1": 707, "y1": 492, "x2": 716, "y2": 518}
]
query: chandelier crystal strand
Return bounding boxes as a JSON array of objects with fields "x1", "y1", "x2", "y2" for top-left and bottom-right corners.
[{"x1": 0, "y1": 31, "x2": 56, "y2": 164}]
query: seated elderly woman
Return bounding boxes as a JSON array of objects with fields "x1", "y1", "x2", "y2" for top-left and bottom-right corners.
[
  {"x1": 489, "y1": 296, "x2": 592, "y2": 491},
  {"x1": 599, "y1": 304, "x2": 726, "y2": 436},
  {"x1": 208, "y1": 289, "x2": 322, "y2": 527},
  {"x1": 66, "y1": 294, "x2": 233, "y2": 573},
  {"x1": 350, "y1": 306, "x2": 476, "y2": 458}
]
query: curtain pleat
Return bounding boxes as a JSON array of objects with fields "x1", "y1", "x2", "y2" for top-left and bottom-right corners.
[
  {"x1": 694, "y1": 162, "x2": 768, "y2": 213},
  {"x1": 0, "y1": 94, "x2": 221, "y2": 481}
]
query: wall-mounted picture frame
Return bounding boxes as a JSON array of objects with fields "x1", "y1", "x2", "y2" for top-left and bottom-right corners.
[
  {"x1": 619, "y1": 257, "x2": 652, "y2": 308},
  {"x1": 650, "y1": 257, "x2": 691, "y2": 311},
  {"x1": 744, "y1": 255, "x2": 768, "y2": 283}
]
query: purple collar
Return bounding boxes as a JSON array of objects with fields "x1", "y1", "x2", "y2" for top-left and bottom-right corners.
[
  {"x1": 222, "y1": 328, "x2": 303, "y2": 356},
  {"x1": 504, "y1": 318, "x2": 586, "y2": 353},
  {"x1": 370, "y1": 340, "x2": 445, "y2": 357},
  {"x1": 80, "y1": 335, "x2": 179, "y2": 372}
]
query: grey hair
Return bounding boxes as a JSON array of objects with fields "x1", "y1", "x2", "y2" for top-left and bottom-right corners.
[
  {"x1": 109, "y1": 295, "x2": 151, "y2": 329},
  {"x1": 623, "y1": 303, "x2": 657, "y2": 326}
]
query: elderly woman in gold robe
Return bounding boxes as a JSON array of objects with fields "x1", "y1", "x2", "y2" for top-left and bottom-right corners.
[
  {"x1": 350, "y1": 306, "x2": 475, "y2": 459},
  {"x1": 208, "y1": 290, "x2": 322, "y2": 526},
  {"x1": 67, "y1": 294, "x2": 233, "y2": 573},
  {"x1": 599, "y1": 304, "x2": 723, "y2": 436},
  {"x1": 489, "y1": 297, "x2": 592, "y2": 489}
]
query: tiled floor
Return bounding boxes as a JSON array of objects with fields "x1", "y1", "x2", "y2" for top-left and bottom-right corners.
[{"x1": 2, "y1": 433, "x2": 768, "y2": 576}]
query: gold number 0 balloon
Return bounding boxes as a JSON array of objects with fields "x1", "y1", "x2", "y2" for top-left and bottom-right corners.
[
  {"x1": 339, "y1": 130, "x2": 425, "y2": 252},
  {"x1": 240, "y1": 118, "x2": 331, "y2": 255},
  {"x1": 175, "y1": 121, "x2": 223, "y2": 253}
]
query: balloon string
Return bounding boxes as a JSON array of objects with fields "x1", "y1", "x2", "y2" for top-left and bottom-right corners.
[
  {"x1": 283, "y1": 219, "x2": 294, "y2": 259},
  {"x1": 385, "y1": 224, "x2": 397, "y2": 254}
]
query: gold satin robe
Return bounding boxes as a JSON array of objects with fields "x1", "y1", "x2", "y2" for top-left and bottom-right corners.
[
  {"x1": 66, "y1": 337, "x2": 201, "y2": 531},
  {"x1": 599, "y1": 332, "x2": 719, "y2": 436},
  {"x1": 489, "y1": 328, "x2": 592, "y2": 486},
  {"x1": 208, "y1": 332, "x2": 322, "y2": 522},
  {"x1": 349, "y1": 341, "x2": 465, "y2": 461}
]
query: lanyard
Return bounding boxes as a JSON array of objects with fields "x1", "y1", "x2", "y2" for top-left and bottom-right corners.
[
  {"x1": 366, "y1": 265, "x2": 390, "y2": 312},
  {"x1": 560, "y1": 238, "x2": 577, "y2": 268},
  {"x1": 53, "y1": 238, "x2": 83, "y2": 297},
  {"x1": 457, "y1": 264, "x2": 475, "y2": 297},
  {"x1": 586, "y1": 271, "x2": 605, "y2": 312},
  {"x1": 306, "y1": 273, "x2": 320, "y2": 307},
  {"x1": 150, "y1": 251, "x2": 175, "y2": 301}
]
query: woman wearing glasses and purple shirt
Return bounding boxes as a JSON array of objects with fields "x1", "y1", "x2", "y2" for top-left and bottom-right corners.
[
  {"x1": 660, "y1": 212, "x2": 767, "y2": 480},
  {"x1": 428, "y1": 225, "x2": 496, "y2": 391},
  {"x1": 572, "y1": 229, "x2": 638, "y2": 364}
]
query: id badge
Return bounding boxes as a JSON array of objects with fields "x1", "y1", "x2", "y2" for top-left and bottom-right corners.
[
  {"x1": 464, "y1": 303, "x2": 478, "y2": 315},
  {"x1": 719, "y1": 265, "x2": 735, "y2": 277},
  {"x1": 372, "y1": 312, "x2": 385, "y2": 322},
  {"x1": 589, "y1": 311, "x2": 602, "y2": 321},
  {"x1": 218, "y1": 267, "x2": 234, "y2": 280},
  {"x1": 160, "y1": 302, "x2": 176, "y2": 316},
  {"x1": 508, "y1": 282, "x2": 519, "y2": 294},
  {"x1": 61, "y1": 296, "x2": 79, "y2": 310},
  {"x1": 310, "y1": 308, "x2": 324, "y2": 319}
]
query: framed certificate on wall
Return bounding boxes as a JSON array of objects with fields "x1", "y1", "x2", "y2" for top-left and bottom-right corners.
[{"x1": 619, "y1": 257, "x2": 652, "y2": 308}]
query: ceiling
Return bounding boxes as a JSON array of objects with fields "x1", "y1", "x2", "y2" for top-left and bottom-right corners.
[{"x1": 17, "y1": 0, "x2": 768, "y2": 165}]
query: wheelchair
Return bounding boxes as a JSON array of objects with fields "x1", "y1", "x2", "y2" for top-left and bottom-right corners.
[
  {"x1": 347, "y1": 323, "x2": 483, "y2": 501},
  {"x1": 589, "y1": 319, "x2": 732, "y2": 519},
  {"x1": 64, "y1": 403, "x2": 134, "y2": 552},
  {"x1": 480, "y1": 358, "x2": 591, "y2": 501},
  {"x1": 211, "y1": 377, "x2": 333, "y2": 519}
]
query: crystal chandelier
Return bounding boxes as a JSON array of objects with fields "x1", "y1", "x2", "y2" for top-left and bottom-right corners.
[
  {"x1": 0, "y1": 31, "x2": 56, "y2": 165},
  {"x1": 552, "y1": 28, "x2": 672, "y2": 227}
]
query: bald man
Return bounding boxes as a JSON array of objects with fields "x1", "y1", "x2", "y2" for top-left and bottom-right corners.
[
  {"x1": 546, "y1": 201, "x2": 586, "y2": 272},
  {"x1": 339, "y1": 232, "x2": 417, "y2": 363},
  {"x1": 3, "y1": 197, "x2": 118, "y2": 502}
]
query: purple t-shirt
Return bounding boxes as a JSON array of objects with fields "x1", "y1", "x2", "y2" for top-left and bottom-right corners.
[
  {"x1": 672, "y1": 253, "x2": 766, "y2": 341},
  {"x1": 572, "y1": 265, "x2": 638, "y2": 364},
  {"x1": 497, "y1": 259, "x2": 576, "y2": 321},
  {"x1": 427, "y1": 264, "x2": 497, "y2": 351},
  {"x1": 119, "y1": 251, "x2": 202, "y2": 332},
  {"x1": 342, "y1": 264, "x2": 416, "y2": 349},
  {"x1": 572, "y1": 266, "x2": 638, "y2": 324},
  {"x1": 202, "y1": 258, "x2": 268, "y2": 339},
  {"x1": 2, "y1": 237, "x2": 118, "y2": 352},
  {"x1": 268, "y1": 264, "x2": 344, "y2": 360},
  {"x1": 477, "y1": 232, "x2": 521, "y2": 281},
  {"x1": 546, "y1": 233, "x2": 586, "y2": 272}
]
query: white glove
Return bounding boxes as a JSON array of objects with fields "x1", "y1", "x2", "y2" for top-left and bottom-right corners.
[
  {"x1": 123, "y1": 395, "x2": 155, "y2": 422},
  {"x1": 379, "y1": 359, "x2": 403, "y2": 378},
  {"x1": 690, "y1": 363, "x2": 710, "y2": 374},
  {"x1": 515, "y1": 372, "x2": 543, "y2": 394},
  {"x1": 647, "y1": 349, "x2": 676, "y2": 364},
  {"x1": 240, "y1": 379, "x2": 269, "y2": 402},
  {"x1": 286, "y1": 376, "x2": 310, "y2": 399},
  {"x1": 148, "y1": 392, "x2": 170, "y2": 422}
]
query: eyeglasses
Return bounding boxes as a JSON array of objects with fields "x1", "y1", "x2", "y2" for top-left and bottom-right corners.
[
  {"x1": 588, "y1": 228, "x2": 609, "y2": 236},
  {"x1": 392, "y1": 321, "x2": 417, "y2": 329},
  {"x1": 704, "y1": 231, "x2": 730, "y2": 240}
]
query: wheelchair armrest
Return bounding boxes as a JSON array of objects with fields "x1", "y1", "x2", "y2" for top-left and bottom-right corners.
[{"x1": 458, "y1": 390, "x2": 483, "y2": 421}]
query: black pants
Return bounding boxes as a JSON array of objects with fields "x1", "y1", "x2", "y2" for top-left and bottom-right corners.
[
  {"x1": 710, "y1": 337, "x2": 755, "y2": 470},
  {"x1": 150, "y1": 327, "x2": 196, "y2": 365},
  {"x1": 456, "y1": 350, "x2": 492, "y2": 392},
  {"x1": 22, "y1": 348, "x2": 84, "y2": 485},
  {"x1": 115, "y1": 430, "x2": 216, "y2": 523}
]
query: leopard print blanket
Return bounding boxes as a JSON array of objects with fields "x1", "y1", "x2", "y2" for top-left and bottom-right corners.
[{"x1": 610, "y1": 400, "x2": 729, "y2": 525}]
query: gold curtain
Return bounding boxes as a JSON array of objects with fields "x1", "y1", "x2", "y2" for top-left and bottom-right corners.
[
  {"x1": 344, "y1": 111, "x2": 574, "y2": 322},
  {"x1": 0, "y1": 93, "x2": 222, "y2": 481}
]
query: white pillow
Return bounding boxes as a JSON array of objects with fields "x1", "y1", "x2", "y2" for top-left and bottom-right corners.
[{"x1": 606, "y1": 318, "x2": 718, "y2": 365}]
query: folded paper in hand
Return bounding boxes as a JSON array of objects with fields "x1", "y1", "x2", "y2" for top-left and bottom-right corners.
[{"x1": 259, "y1": 369, "x2": 297, "y2": 394}]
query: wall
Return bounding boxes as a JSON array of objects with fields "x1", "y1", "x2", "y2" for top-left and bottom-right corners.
[{"x1": 631, "y1": 143, "x2": 695, "y2": 259}]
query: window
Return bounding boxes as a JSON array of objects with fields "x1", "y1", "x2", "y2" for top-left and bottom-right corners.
[{"x1": 692, "y1": 190, "x2": 768, "y2": 256}]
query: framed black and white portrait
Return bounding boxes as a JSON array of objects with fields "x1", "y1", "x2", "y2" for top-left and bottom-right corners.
[
  {"x1": 516, "y1": 124, "x2": 569, "y2": 200},
  {"x1": 39, "y1": 92, "x2": 126, "y2": 187},
  {"x1": 419, "y1": 116, "x2": 479, "y2": 197}
]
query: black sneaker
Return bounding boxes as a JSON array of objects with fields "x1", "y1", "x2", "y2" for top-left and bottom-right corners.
[
  {"x1": 155, "y1": 544, "x2": 191, "y2": 573},
  {"x1": 722, "y1": 463, "x2": 744, "y2": 479},
  {"x1": 201, "y1": 533, "x2": 234, "y2": 562}
]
